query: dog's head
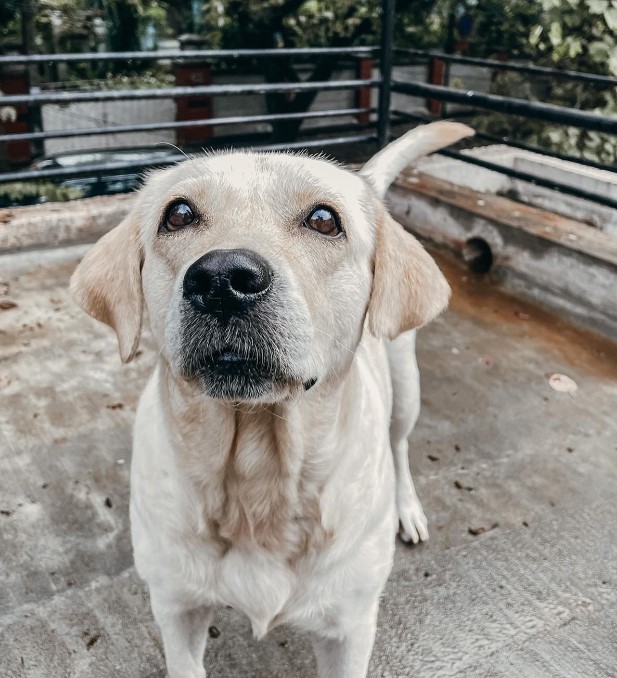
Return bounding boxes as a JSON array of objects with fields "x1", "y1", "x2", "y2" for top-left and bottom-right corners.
[{"x1": 71, "y1": 149, "x2": 450, "y2": 402}]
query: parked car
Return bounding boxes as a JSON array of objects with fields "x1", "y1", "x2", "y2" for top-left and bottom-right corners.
[{"x1": 28, "y1": 146, "x2": 183, "y2": 199}]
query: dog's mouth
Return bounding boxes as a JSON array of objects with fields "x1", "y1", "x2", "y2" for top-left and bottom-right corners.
[
  {"x1": 205, "y1": 349, "x2": 271, "y2": 378},
  {"x1": 184, "y1": 346, "x2": 288, "y2": 400},
  {"x1": 177, "y1": 299, "x2": 314, "y2": 401}
]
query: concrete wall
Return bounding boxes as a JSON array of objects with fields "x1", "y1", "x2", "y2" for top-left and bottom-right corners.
[
  {"x1": 42, "y1": 99, "x2": 176, "y2": 155},
  {"x1": 387, "y1": 172, "x2": 617, "y2": 340},
  {"x1": 417, "y1": 146, "x2": 617, "y2": 235}
]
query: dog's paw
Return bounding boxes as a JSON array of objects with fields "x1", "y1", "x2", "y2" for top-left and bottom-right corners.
[{"x1": 398, "y1": 497, "x2": 429, "y2": 545}]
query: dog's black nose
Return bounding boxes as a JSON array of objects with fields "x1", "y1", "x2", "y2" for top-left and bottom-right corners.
[{"x1": 183, "y1": 249, "x2": 272, "y2": 319}]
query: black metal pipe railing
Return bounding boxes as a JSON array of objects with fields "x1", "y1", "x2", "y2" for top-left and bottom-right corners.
[
  {"x1": 0, "y1": 107, "x2": 375, "y2": 143},
  {"x1": 396, "y1": 48, "x2": 617, "y2": 87},
  {"x1": 377, "y1": 0, "x2": 396, "y2": 147},
  {"x1": 392, "y1": 80, "x2": 617, "y2": 134},
  {"x1": 0, "y1": 133, "x2": 377, "y2": 185},
  {"x1": 0, "y1": 47, "x2": 376, "y2": 66},
  {"x1": 0, "y1": 35, "x2": 615, "y2": 212},
  {"x1": 436, "y1": 148, "x2": 617, "y2": 211},
  {"x1": 391, "y1": 109, "x2": 617, "y2": 174},
  {"x1": 0, "y1": 79, "x2": 378, "y2": 107}
]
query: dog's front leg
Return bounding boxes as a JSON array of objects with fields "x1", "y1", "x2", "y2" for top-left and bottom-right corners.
[
  {"x1": 388, "y1": 333, "x2": 429, "y2": 544},
  {"x1": 311, "y1": 603, "x2": 379, "y2": 678},
  {"x1": 150, "y1": 592, "x2": 214, "y2": 678}
]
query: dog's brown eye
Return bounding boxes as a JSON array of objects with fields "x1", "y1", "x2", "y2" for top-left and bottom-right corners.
[
  {"x1": 163, "y1": 201, "x2": 195, "y2": 232},
  {"x1": 304, "y1": 206, "x2": 342, "y2": 237}
]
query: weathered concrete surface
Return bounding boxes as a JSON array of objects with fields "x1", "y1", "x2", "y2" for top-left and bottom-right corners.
[
  {"x1": 414, "y1": 145, "x2": 617, "y2": 234},
  {"x1": 1, "y1": 245, "x2": 617, "y2": 677},
  {"x1": 0, "y1": 194, "x2": 133, "y2": 254},
  {"x1": 388, "y1": 171, "x2": 617, "y2": 341}
]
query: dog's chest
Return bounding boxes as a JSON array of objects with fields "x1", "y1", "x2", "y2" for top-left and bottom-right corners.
[
  {"x1": 205, "y1": 543, "x2": 298, "y2": 637},
  {"x1": 132, "y1": 364, "x2": 394, "y2": 635}
]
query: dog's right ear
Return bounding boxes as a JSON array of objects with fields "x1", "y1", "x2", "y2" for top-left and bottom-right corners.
[{"x1": 70, "y1": 210, "x2": 143, "y2": 363}]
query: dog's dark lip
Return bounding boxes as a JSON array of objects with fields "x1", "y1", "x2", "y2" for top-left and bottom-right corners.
[
  {"x1": 202, "y1": 348, "x2": 268, "y2": 376},
  {"x1": 210, "y1": 350, "x2": 247, "y2": 364}
]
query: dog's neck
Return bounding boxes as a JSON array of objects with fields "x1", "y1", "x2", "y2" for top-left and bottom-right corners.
[{"x1": 156, "y1": 358, "x2": 363, "y2": 557}]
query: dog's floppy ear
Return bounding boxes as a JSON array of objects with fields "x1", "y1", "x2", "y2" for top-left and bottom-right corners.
[
  {"x1": 70, "y1": 210, "x2": 143, "y2": 363},
  {"x1": 368, "y1": 200, "x2": 450, "y2": 339}
]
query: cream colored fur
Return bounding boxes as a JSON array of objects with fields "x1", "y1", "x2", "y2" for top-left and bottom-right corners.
[{"x1": 71, "y1": 122, "x2": 473, "y2": 678}]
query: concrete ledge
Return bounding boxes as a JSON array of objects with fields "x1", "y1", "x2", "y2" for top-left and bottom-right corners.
[
  {"x1": 0, "y1": 193, "x2": 133, "y2": 254},
  {"x1": 387, "y1": 171, "x2": 617, "y2": 340}
]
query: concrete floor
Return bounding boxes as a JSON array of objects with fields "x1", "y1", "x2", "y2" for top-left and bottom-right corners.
[{"x1": 1, "y1": 243, "x2": 617, "y2": 678}]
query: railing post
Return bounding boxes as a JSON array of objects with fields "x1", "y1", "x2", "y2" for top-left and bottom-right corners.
[
  {"x1": 427, "y1": 57, "x2": 447, "y2": 117},
  {"x1": 0, "y1": 64, "x2": 31, "y2": 167},
  {"x1": 175, "y1": 36, "x2": 213, "y2": 147},
  {"x1": 355, "y1": 55, "x2": 373, "y2": 126},
  {"x1": 377, "y1": 0, "x2": 396, "y2": 148}
]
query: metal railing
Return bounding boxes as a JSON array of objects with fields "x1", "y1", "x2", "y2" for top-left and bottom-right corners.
[
  {"x1": 0, "y1": 45, "x2": 381, "y2": 186},
  {"x1": 0, "y1": 0, "x2": 615, "y2": 212}
]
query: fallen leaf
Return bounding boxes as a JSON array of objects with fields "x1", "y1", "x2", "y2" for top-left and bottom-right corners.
[
  {"x1": 85, "y1": 633, "x2": 100, "y2": 649},
  {"x1": 0, "y1": 300, "x2": 17, "y2": 311},
  {"x1": 454, "y1": 480, "x2": 473, "y2": 491},
  {"x1": 427, "y1": 454, "x2": 440, "y2": 462},
  {"x1": 468, "y1": 521, "x2": 499, "y2": 536},
  {"x1": 548, "y1": 373, "x2": 577, "y2": 394},
  {"x1": 106, "y1": 402, "x2": 124, "y2": 410}
]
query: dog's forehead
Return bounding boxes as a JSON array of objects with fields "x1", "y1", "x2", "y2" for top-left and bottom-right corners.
[{"x1": 146, "y1": 151, "x2": 363, "y2": 204}]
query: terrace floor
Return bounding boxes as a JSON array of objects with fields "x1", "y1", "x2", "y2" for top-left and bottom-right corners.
[{"x1": 1, "y1": 243, "x2": 617, "y2": 677}]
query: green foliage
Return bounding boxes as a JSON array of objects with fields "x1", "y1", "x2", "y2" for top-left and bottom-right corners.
[
  {"x1": 476, "y1": 0, "x2": 617, "y2": 164},
  {"x1": 0, "y1": 182, "x2": 83, "y2": 207},
  {"x1": 0, "y1": 0, "x2": 21, "y2": 34},
  {"x1": 465, "y1": 0, "x2": 541, "y2": 58}
]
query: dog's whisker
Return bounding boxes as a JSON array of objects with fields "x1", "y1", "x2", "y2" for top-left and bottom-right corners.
[{"x1": 314, "y1": 327, "x2": 357, "y2": 357}]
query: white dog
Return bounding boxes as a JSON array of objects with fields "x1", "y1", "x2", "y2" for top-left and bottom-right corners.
[{"x1": 71, "y1": 121, "x2": 473, "y2": 678}]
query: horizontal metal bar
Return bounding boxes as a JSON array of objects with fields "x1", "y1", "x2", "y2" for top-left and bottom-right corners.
[
  {"x1": 391, "y1": 81, "x2": 617, "y2": 134},
  {"x1": 0, "y1": 107, "x2": 375, "y2": 143},
  {"x1": 436, "y1": 148, "x2": 617, "y2": 210},
  {"x1": 0, "y1": 79, "x2": 378, "y2": 107},
  {"x1": 390, "y1": 109, "x2": 617, "y2": 174},
  {"x1": 0, "y1": 134, "x2": 377, "y2": 185},
  {"x1": 0, "y1": 158, "x2": 183, "y2": 184},
  {"x1": 0, "y1": 47, "x2": 376, "y2": 67},
  {"x1": 470, "y1": 129, "x2": 617, "y2": 174},
  {"x1": 251, "y1": 133, "x2": 377, "y2": 152},
  {"x1": 396, "y1": 48, "x2": 617, "y2": 87}
]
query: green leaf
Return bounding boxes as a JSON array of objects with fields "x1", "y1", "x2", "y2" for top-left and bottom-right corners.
[
  {"x1": 587, "y1": 0, "x2": 609, "y2": 13},
  {"x1": 588, "y1": 40, "x2": 610, "y2": 61},
  {"x1": 529, "y1": 24, "x2": 543, "y2": 46},
  {"x1": 549, "y1": 21, "x2": 563, "y2": 45},
  {"x1": 567, "y1": 37, "x2": 584, "y2": 58},
  {"x1": 604, "y1": 6, "x2": 617, "y2": 29}
]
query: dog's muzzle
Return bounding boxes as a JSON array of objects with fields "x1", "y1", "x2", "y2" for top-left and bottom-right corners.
[
  {"x1": 183, "y1": 248, "x2": 273, "y2": 322},
  {"x1": 180, "y1": 248, "x2": 287, "y2": 399}
]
